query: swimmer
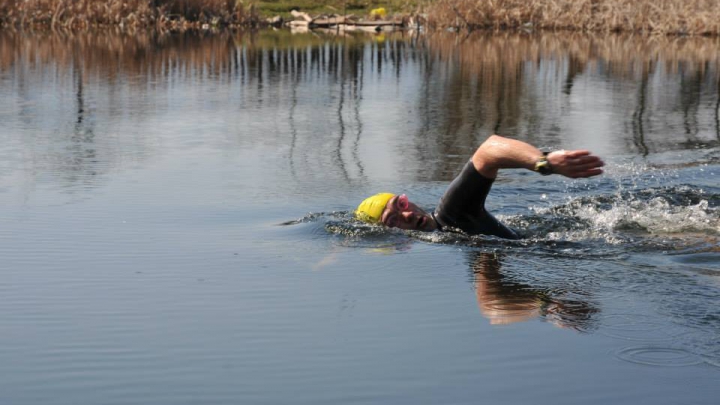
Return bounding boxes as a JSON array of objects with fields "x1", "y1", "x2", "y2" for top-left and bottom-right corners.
[{"x1": 356, "y1": 135, "x2": 605, "y2": 239}]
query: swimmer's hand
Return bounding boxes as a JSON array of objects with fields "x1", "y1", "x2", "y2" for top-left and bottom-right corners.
[{"x1": 547, "y1": 150, "x2": 605, "y2": 178}]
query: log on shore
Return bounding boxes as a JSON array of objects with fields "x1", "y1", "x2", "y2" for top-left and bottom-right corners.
[
  {"x1": 311, "y1": 17, "x2": 348, "y2": 27},
  {"x1": 309, "y1": 19, "x2": 404, "y2": 30},
  {"x1": 351, "y1": 20, "x2": 402, "y2": 27},
  {"x1": 286, "y1": 9, "x2": 405, "y2": 31}
]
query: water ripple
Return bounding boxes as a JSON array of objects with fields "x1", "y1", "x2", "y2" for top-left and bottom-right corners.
[{"x1": 614, "y1": 346, "x2": 705, "y2": 367}]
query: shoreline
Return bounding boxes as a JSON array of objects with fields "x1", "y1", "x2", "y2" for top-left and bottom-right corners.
[
  {"x1": 1, "y1": 0, "x2": 720, "y2": 37},
  {"x1": 426, "y1": 0, "x2": 720, "y2": 37}
]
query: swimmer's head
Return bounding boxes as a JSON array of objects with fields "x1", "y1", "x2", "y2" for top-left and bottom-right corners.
[{"x1": 355, "y1": 193, "x2": 438, "y2": 231}]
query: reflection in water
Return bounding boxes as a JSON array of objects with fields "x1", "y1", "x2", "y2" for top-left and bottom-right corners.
[
  {"x1": 632, "y1": 66, "x2": 650, "y2": 156},
  {"x1": 717, "y1": 79, "x2": 720, "y2": 141},
  {"x1": 70, "y1": 41, "x2": 98, "y2": 183},
  {"x1": 421, "y1": 33, "x2": 720, "y2": 173},
  {"x1": 471, "y1": 252, "x2": 598, "y2": 331},
  {"x1": 2, "y1": 30, "x2": 720, "y2": 190}
]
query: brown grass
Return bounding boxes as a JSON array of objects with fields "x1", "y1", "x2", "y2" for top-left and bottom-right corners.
[
  {"x1": 1, "y1": 0, "x2": 720, "y2": 35},
  {"x1": 0, "y1": 0, "x2": 255, "y2": 30},
  {"x1": 426, "y1": 0, "x2": 720, "y2": 36},
  {"x1": 0, "y1": 0, "x2": 720, "y2": 35}
]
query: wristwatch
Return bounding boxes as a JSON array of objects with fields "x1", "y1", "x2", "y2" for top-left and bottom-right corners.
[{"x1": 534, "y1": 152, "x2": 553, "y2": 176}]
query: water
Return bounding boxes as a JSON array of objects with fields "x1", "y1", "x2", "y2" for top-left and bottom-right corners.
[{"x1": 1, "y1": 29, "x2": 719, "y2": 404}]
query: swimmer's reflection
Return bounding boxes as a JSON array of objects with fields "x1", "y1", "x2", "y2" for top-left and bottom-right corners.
[{"x1": 471, "y1": 253, "x2": 598, "y2": 331}]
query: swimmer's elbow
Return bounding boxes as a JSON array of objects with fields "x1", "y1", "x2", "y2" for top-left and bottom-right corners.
[{"x1": 472, "y1": 135, "x2": 504, "y2": 178}]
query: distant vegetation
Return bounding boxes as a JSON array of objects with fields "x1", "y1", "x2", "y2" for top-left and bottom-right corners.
[
  {"x1": 0, "y1": 0, "x2": 418, "y2": 29},
  {"x1": 1, "y1": 0, "x2": 719, "y2": 35},
  {"x1": 0, "y1": 0, "x2": 250, "y2": 30},
  {"x1": 426, "y1": 0, "x2": 720, "y2": 36}
]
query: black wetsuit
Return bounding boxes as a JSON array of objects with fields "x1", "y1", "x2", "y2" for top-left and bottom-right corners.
[{"x1": 433, "y1": 160, "x2": 519, "y2": 239}]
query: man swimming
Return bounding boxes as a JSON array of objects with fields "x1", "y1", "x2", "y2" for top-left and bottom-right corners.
[{"x1": 355, "y1": 135, "x2": 605, "y2": 239}]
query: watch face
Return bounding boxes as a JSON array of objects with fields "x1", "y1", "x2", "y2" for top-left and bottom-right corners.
[{"x1": 535, "y1": 159, "x2": 552, "y2": 175}]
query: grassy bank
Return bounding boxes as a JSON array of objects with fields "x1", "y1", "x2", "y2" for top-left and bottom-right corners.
[
  {"x1": 0, "y1": 0, "x2": 250, "y2": 30},
  {"x1": 1, "y1": 0, "x2": 720, "y2": 35},
  {"x1": 426, "y1": 0, "x2": 720, "y2": 36},
  {"x1": 0, "y1": 0, "x2": 418, "y2": 30}
]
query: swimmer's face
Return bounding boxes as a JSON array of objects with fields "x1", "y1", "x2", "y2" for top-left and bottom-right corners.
[{"x1": 380, "y1": 195, "x2": 438, "y2": 232}]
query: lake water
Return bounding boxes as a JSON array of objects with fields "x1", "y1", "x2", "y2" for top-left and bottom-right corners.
[{"x1": 1, "y1": 29, "x2": 719, "y2": 404}]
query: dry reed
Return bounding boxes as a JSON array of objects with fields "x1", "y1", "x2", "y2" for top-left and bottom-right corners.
[
  {"x1": 426, "y1": 0, "x2": 720, "y2": 36},
  {"x1": 1, "y1": 0, "x2": 720, "y2": 36},
  {"x1": 0, "y1": 0, "x2": 255, "y2": 30}
]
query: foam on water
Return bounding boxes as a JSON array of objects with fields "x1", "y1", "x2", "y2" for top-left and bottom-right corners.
[
  {"x1": 518, "y1": 158, "x2": 720, "y2": 250},
  {"x1": 528, "y1": 187, "x2": 718, "y2": 242}
]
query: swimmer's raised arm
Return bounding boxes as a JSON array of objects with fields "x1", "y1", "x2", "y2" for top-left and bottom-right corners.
[{"x1": 471, "y1": 134, "x2": 605, "y2": 179}]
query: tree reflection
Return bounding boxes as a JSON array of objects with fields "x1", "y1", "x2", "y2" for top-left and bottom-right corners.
[
  {"x1": 631, "y1": 65, "x2": 650, "y2": 156},
  {"x1": 679, "y1": 63, "x2": 703, "y2": 139},
  {"x1": 716, "y1": 76, "x2": 720, "y2": 141},
  {"x1": 2, "y1": 29, "x2": 719, "y2": 191}
]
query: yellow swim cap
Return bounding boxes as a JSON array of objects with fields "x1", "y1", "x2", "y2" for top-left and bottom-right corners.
[{"x1": 355, "y1": 193, "x2": 394, "y2": 223}]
